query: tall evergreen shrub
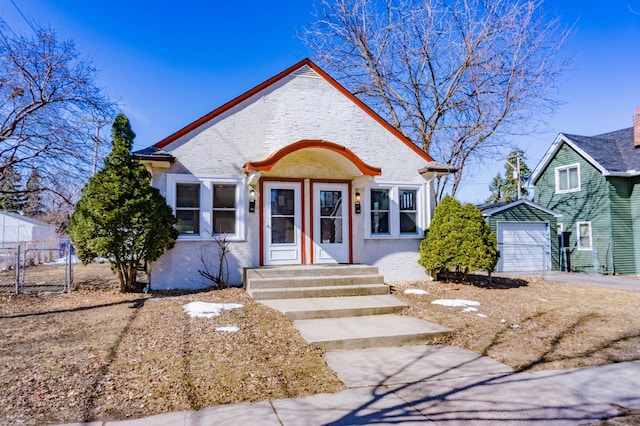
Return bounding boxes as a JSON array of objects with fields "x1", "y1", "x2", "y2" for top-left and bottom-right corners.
[
  {"x1": 68, "y1": 114, "x2": 178, "y2": 292},
  {"x1": 419, "y1": 196, "x2": 498, "y2": 280}
]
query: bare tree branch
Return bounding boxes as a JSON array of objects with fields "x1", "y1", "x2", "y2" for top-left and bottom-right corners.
[
  {"x1": 0, "y1": 19, "x2": 115, "y2": 214},
  {"x1": 301, "y1": 0, "x2": 572, "y2": 199}
]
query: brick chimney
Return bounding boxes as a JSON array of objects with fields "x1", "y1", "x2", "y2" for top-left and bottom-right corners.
[{"x1": 635, "y1": 106, "x2": 640, "y2": 147}]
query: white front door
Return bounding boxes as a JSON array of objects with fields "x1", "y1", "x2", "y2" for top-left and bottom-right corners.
[
  {"x1": 263, "y1": 181, "x2": 302, "y2": 265},
  {"x1": 313, "y1": 183, "x2": 349, "y2": 263}
]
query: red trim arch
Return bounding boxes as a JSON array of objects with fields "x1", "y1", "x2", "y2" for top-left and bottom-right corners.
[{"x1": 243, "y1": 139, "x2": 382, "y2": 176}]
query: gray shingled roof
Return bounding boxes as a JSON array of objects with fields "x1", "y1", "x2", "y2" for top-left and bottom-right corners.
[
  {"x1": 476, "y1": 199, "x2": 561, "y2": 217},
  {"x1": 564, "y1": 127, "x2": 640, "y2": 173},
  {"x1": 132, "y1": 146, "x2": 175, "y2": 162}
]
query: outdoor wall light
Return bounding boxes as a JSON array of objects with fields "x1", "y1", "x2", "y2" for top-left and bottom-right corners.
[
  {"x1": 355, "y1": 192, "x2": 361, "y2": 214},
  {"x1": 249, "y1": 189, "x2": 256, "y2": 213}
]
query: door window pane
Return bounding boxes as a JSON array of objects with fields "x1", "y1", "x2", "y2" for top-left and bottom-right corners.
[
  {"x1": 271, "y1": 189, "x2": 295, "y2": 216},
  {"x1": 320, "y1": 190, "x2": 343, "y2": 243},
  {"x1": 272, "y1": 217, "x2": 295, "y2": 244},
  {"x1": 271, "y1": 189, "x2": 296, "y2": 244}
]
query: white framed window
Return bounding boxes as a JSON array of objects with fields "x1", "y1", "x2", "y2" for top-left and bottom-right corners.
[
  {"x1": 555, "y1": 163, "x2": 580, "y2": 194},
  {"x1": 175, "y1": 182, "x2": 201, "y2": 235},
  {"x1": 370, "y1": 188, "x2": 390, "y2": 235},
  {"x1": 167, "y1": 174, "x2": 245, "y2": 240},
  {"x1": 366, "y1": 184, "x2": 423, "y2": 238},
  {"x1": 399, "y1": 188, "x2": 418, "y2": 234},
  {"x1": 576, "y1": 221, "x2": 592, "y2": 250},
  {"x1": 212, "y1": 184, "x2": 237, "y2": 234}
]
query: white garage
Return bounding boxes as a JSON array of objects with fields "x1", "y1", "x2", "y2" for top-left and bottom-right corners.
[
  {"x1": 477, "y1": 200, "x2": 560, "y2": 273},
  {"x1": 497, "y1": 222, "x2": 551, "y2": 272}
]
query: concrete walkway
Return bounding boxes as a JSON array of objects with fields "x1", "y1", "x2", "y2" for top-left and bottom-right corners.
[{"x1": 54, "y1": 345, "x2": 640, "y2": 426}]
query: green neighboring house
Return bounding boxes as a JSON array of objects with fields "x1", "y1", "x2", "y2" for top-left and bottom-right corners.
[{"x1": 530, "y1": 110, "x2": 640, "y2": 275}]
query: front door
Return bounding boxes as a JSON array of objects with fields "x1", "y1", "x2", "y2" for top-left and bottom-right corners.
[
  {"x1": 263, "y1": 181, "x2": 302, "y2": 265},
  {"x1": 313, "y1": 183, "x2": 349, "y2": 263}
]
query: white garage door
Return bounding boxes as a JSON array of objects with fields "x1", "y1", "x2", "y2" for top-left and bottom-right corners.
[{"x1": 497, "y1": 222, "x2": 550, "y2": 272}]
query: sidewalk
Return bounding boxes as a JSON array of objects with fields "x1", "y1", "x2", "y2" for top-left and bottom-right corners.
[{"x1": 54, "y1": 345, "x2": 640, "y2": 426}]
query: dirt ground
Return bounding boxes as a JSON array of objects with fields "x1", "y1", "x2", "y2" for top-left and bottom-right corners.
[{"x1": 1, "y1": 265, "x2": 639, "y2": 425}]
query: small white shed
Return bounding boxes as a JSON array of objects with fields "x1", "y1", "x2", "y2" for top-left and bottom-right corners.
[{"x1": 0, "y1": 211, "x2": 57, "y2": 246}]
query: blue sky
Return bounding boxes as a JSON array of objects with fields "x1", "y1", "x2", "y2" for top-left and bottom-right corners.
[{"x1": 2, "y1": 1, "x2": 640, "y2": 203}]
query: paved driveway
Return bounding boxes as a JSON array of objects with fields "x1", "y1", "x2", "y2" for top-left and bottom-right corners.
[{"x1": 495, "y1": 270, "x2": 640, "y2": 292}]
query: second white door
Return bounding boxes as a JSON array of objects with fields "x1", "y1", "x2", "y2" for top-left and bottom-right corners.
[{"x1": 313, "y1": 183, "x2": 349, "y2": 263}]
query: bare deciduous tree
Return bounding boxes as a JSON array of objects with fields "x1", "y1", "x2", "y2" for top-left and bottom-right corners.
[
  {"x1": 0, "y1": 20, "x2": 114, "y2": 212},
  {"x1": 302, "y1": 0, "x2": 571, "y2": 199}
]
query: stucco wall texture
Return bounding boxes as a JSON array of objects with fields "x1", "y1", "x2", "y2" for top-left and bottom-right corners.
[{"x1": 148, "y1": 64, "x2": 435, "y2": 289}]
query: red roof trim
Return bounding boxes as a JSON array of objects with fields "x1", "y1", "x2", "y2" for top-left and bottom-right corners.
[
  {"x1": 155, "y1": 58, "x2": 434, "y2": 164},
  {"x1": 243, "y1": 139, "x2": 382, "y2": 176}
]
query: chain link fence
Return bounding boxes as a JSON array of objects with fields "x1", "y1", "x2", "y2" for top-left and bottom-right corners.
[{"x1": 0, "y1": 239, "x2": 73, "y2": 294}]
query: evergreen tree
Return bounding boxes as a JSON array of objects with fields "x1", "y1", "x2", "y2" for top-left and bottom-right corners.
[
  {"x1": 419, "y1": 196, "x2": 498, "y2": 281},
  {"x1": 68, "y1": 114, "x2": 178, "y2": 292},
  {"x1": 502, "y1": 149, "x2": 532, "y2": 201},
  {"x1": 485, "y1": 149, "x2": 532, "y2": 202},
  {"x1": 486, "y1": 173, "x2": 505, "y2": 204},
  {"x1": 0, "y1": 165, "x2": 25, "y2": 212},
  {"x1": 24, "y1": 170, "x2": 44, "y2": 217}
]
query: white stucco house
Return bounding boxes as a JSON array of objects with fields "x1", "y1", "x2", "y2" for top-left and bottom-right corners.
[{"x1": 134, "y1": 59, "x2": 453, "y2": 290}]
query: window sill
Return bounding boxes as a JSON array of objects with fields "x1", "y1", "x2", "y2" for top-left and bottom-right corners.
[
  {"x1": 555, "y1": 188, "x2": 581, "y2": 195},
  {"x1": 365, "y1": 234, "x2": 422, "y2": 240},
  {"x1": 176, "y1": 235, "x2": 246, "y2": 243}
]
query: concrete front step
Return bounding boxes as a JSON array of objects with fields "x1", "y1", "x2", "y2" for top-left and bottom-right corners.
[
  {"x1": 247, "y1": 274, "x2": 385, "y2": 290},
  {"x1": 248, "y1": 284, "x2": 390, "y2": 300},
  {"x1": 245, "y1": 265, "x2": 380, "y2": 280},
  {"x1": 293, "y1": 314, "x2": 454, "y2": 350},
  {"x1": 259, "y1": 295, "x2": 408, "y2": 320}
]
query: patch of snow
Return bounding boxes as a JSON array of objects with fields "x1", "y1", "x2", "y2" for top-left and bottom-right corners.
[
  {"x1": 216, "y1": 326, "x2": 240, "y2": 332},
  {"x1": 477, "y1": 314, "x2": 488, "y2": 318},
  {"x1": 44, "y1": 255, "x2": 81, "y2": 265},
  {"x1": 183, "y1": 302, "x2": 243, "y2": 318},
  {"x1": 461, "y1": 307, "x2": 478, "y2": 312},
  {"x1": 431, "y1": 299, "x2": 480, "y2": 308},
  {"x1": 404, "y1": 289, "x2": 429, "y2": 295},
  {"x1": 501, "y1": 319, "x2": 507, "y2": 324},
  {"x1": 510, "y1": 324, "x2": 520, "y2": 329}
]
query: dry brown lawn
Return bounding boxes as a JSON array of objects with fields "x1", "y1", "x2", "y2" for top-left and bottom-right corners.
[
  {"x1": 393, "y1": 276, "x2": 640, "y2": 371},
  {"x1": 0, "y1": 264, "x2": 343, "y2": 425},
  {"x1": 1, "y1": 265, "x2": 640, "y2": 425}
]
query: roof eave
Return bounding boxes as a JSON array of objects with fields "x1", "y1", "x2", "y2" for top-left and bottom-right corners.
[
  {"x1": 479, "y1": 199, "x2": 562, "y2": 217},
  {"x1": 418, "y1": 162, "x2": 458, "y2": 178},
  {"x1": 131, "y1": 153, "x2": 175, "y2": 170},
  {"x1": 529, "y1": 133, "x2": 610, "y2": 187},
  {"x1": 152, "y1": 58, "x2": 435, "y2": 164}
]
